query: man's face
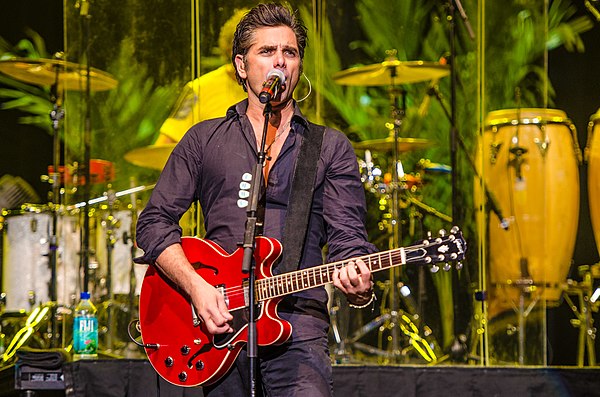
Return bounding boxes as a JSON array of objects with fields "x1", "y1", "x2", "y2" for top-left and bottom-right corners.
[{"x1": 235, "y1": 26, "x2": 301, "y2": 106}]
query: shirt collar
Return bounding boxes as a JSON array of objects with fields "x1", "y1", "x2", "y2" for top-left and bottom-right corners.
[{"x1": 226, "y1": 99, "x2": 310, "y2": 132}]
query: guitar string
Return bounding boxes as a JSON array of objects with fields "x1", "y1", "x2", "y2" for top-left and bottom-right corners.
[
  {"x1": 220, "y1": 241, "x2": 460, "y2": 300},
  {"x1": 220, "y1": 242, "x2": 454, "y2": 299},
  {"x1": 221, "y1": 244, "x2": 428, "y2": 298}
]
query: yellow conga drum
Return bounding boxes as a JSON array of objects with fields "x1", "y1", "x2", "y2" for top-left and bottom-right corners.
[
  {"x1": 587, "y1": 109, "x2": 600, "y2": 256},
  {"x1": 477, "y1": 109, "x2": 580, "y2": 316}
]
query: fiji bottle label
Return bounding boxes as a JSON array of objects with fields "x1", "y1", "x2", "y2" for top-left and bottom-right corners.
[{"x1": 73, "y1": 317, "x2": 98, "y2": 354}]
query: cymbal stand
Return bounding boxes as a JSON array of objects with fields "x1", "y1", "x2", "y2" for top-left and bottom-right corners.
[
  {"x1": 387, "y1": 71, "x2": 406, "y2": 359},
  {"x1": 102, "y1": 187, "x2": 118, "y2": 351},
  {"x1": 78, "y1": 0, "x2": 93, "y2": 296},
  {"x1": 48, "y1": 70, "x2": 64, "y2": 348},
  {"x1": 125, "y1": 177, "x2": 140, "y2": 348}
]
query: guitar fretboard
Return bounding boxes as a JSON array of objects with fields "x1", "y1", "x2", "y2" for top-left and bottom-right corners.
[{"x1": 255, "y1": 246, "x2": 416, "y2": 302}]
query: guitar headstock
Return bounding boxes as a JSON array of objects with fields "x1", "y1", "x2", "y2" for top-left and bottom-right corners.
[{"x1": 418, "y1": 226, "x2": 466, "y2": 272}]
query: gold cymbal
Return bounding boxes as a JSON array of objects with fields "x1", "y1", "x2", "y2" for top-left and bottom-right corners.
[
  {"x1": 353, "y1": 137, "x2": 432, "y2": 152},
  {"x1": 124, "y1": 144, "x2": 176, "y2": 171},
  {"x1": 332, "y1": 60, "x2": 449, "y2": 86},
  {"x1": 0, "y1": 58, "x2": 117, "y2": 91}
]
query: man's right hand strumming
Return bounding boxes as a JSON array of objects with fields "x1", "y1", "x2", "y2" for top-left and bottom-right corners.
[{"x1": 155, "y1": 244, "x2": 234, "y2": 335}]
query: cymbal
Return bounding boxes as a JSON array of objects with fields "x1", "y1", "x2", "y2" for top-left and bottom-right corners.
[
  {"x1": 353, "y1": 137, "x2": 432, "y2": 152},
  {"x1": 124, "y1": 144, "x2": 176, "y2": 171},
  {"x1": 0, "y1": 58, "x2": 117, "y2": 91},
  {"x1": 332, "y1": 60, "x2": 449, "y2": 86}
]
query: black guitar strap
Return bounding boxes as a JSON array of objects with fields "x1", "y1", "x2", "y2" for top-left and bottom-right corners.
[{"x1": 276, "y1": 121, "x2": 326, "y2": 275}]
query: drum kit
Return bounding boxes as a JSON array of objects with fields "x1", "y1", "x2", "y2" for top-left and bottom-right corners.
[
  {"x1": 0, "y1": 56, "x2": 152, "y2": 362},
  {"x1": 327, "y1": 54, "x2": 455, "y2": 364}
]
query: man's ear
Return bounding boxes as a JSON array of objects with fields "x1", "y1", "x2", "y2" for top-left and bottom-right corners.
[{"x1": 234, "y1": 54, "x2": 247, "y2": 80}]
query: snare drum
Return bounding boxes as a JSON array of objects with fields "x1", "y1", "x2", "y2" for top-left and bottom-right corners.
[
  {"x1": 1, "y1": 206, "x2": 81, "y2": 311},
  {"x1": 587, "y1": 109, "x2": 600, "y2": 257},
  {"x1": 476, "y1": 109, "x2": 580, "y2": 313}
]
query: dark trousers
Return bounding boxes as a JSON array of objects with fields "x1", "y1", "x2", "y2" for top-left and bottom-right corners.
[{"x1": 203, "y1": 337, "x2": 333, "y2": 397}]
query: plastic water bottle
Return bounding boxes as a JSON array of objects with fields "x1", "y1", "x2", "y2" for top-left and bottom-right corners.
[{"x1": 72, "y1": 291, "x2": 98, "y2": 360}]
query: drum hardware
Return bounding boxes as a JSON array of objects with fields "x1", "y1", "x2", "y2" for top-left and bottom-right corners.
[
  {"x1": 344, "y1": 278, "x2": 440, "y2": 364},
  {"x1": 0, "y1": 48, "x2": 119, "y2": 348},
  {"x1": 1, "y1": 304, "x2": 51, "y2": 364},
  {"x1": 563, "y1": 264, "x2": 599, "y2": 367}
]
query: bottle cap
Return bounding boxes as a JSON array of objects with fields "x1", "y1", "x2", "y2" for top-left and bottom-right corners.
[{"x1": 80, "y1": 291, "x2": 91, "y2": 300}]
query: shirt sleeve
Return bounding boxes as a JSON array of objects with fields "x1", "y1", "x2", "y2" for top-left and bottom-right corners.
[
  {"x1": 135, "y1": 128, "x2": 203, "y2": 264},
  {"x1": 322, "y1": 128, "x2": 378, "y2": 262}
]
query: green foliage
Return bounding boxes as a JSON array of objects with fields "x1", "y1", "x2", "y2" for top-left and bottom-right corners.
[{"x1": 0, "y1": 29, "x2": 53, "y2": 132}]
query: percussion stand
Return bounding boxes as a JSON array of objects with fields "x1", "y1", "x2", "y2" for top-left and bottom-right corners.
[
  {"x1": 47, "y1": 73, "x2": 64, "y2": 349},
  {"x1": 564, "y1": 265, "x2": 597, "y2": 366},
  {"x1": 378, "y1": 61, "x2": 429, "y2": 361},
  {"x1": 102, "y1": 187, "x2": 118, "y2": 352},
  {"x1": 387, "y1": 75, "x2": 408, "y2": 359},
  {"x1": 77, "y1": 0, "x2": 93, "y2": 298},
  {"x1": 126, "y1": 178, "x2": 140, "y2": 340}
]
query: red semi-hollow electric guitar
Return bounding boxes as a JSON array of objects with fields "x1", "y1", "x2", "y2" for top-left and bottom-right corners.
[{"x1": 138, "y1": 227, "x2": 466, "y2": 387}]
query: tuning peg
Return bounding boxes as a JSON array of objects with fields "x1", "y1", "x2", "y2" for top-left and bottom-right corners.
[
  {"x1": 427, "y1": 231, "x2": 432, "y2": 239},
  {"x1": 430, "y1": 264, "x2": 440, "y2": 273},
  {"x1": 455, "y1": 262, "x2": 463, "y2": 270},
  {"x1": 438, "y1": 229, "x2": 447, "y2": 237},
  {"x1": 451, "y1": 225, "x2": 460, "y2": 234},
  {"x1": 443, "y1": 263, "x2": 452, "y2": 272}
]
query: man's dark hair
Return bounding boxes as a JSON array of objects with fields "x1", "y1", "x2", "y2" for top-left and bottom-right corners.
[{"x1": 231, "y1": 3, "x2": 308, "y2": 90}]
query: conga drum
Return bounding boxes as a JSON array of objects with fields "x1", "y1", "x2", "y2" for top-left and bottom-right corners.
[
  {"x1": 587, "y1": 109, "x2": 600, "y2": 256},
  {"x1": 476, "y1": 109, "x2": 580, "y2": 316}
]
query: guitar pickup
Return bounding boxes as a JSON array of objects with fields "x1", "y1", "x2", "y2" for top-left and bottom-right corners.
[
  {"x1": 216, "y1": 284, "x2": 229, "y2": 307},
  {"x1": 242, "y1": 280, "x2": 249, "y2": 306}
]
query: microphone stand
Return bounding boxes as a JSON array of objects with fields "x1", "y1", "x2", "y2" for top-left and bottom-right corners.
[
  {"x1": 241, "y1": 102, "x2": 272, "y2": 397},
  {"x1": 427, "y1": 85, "x2": 510, "y2": 230},
  {"x1": 48, "y1": 70, "x2": 64, "y2": 348}
]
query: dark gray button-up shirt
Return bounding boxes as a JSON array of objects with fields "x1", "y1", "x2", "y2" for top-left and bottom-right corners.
[{"x1": 136, "y1": 100, "x2": 376, "y2": 340}]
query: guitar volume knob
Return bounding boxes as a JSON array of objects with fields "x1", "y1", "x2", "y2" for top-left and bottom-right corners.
[
  {"x1": 181, "y1": 345, "x2": 191, "y2": 355},
  {"x1": 178, "y1": 372, "x2": 188, "y2": 382},
  {"x1": 164, "y1": 357, "x2": 174, "y2": 367},
  {"x1": 195, "y1": 360, "x2": 205, "y2": 370}
]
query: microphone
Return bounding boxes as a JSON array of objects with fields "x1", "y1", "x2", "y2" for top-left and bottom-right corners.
[{"x1": 259, "y1": 69, "x2": 286, "y2": 104}]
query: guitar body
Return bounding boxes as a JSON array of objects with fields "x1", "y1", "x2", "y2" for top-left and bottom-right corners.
[
  {"x1": 139, "y1": 236, "x2": 291, "y2": 387},
  {"x1": 139, "y1": 227, "x2": 466, "y2": 387}
]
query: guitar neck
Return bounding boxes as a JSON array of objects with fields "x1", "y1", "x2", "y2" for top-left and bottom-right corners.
[{"x1": 256, "y1": 246, "x2": 410, "y2": 302}]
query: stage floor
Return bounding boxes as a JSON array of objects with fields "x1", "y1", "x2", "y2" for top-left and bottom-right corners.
[{"x1": 2, "y1": 359, "x2": 600, "y2": 396}]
